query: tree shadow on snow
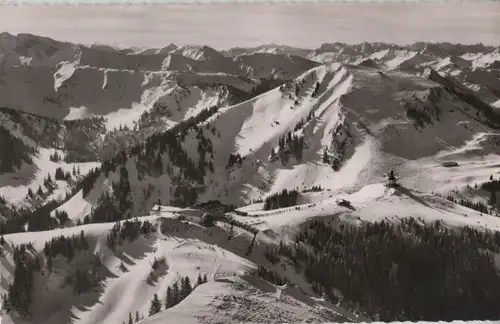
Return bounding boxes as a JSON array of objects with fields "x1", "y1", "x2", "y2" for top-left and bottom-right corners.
[
  {"x1": 112, "y1": 235, "x2": 157, "y2": 267},
  {"x1": 394, "y1": 186, "x2": 435, "y2": 210},
  {"x1": 0, "y1": 161, "x2": 38, "y2": 188}
]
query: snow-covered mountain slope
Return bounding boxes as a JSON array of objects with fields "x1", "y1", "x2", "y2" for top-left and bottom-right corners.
[
  {"x1": 2, "y1": 34, "x2": 500, "y2": 324},
  {"x1": 45, "y1": 59, "x2": 500, "y2": 223}
]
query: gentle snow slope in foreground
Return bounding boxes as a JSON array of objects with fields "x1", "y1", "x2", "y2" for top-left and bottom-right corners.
[{"x1": 0, "y1": 215, "x2": 346, "y2": 324}]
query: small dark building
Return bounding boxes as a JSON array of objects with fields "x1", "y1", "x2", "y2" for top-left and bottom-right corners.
[
  {"x1": 386, "y1": 170, "x2": 399, "y2": 188},
  {"x1": 193, "y1": 200, "x2": 226, "y2": 217},
  {"x1": 442, "y1": 161, "x2": 459, "y2": 168}
]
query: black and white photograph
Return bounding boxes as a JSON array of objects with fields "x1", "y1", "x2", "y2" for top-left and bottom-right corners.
[{"x1": 0, "y1": 2, "x2": 499, "y2": 323}]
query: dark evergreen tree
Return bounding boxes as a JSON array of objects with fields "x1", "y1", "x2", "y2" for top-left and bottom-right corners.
[
  {"x1": 149, "y1": 293, "x2": 162, "y2": 316},
  {"x1": 165, "y1": 286, "x2": 174, "y2": 309},
  {"x1": 322, "y1": 149, "x2": 328, "y2": 163},
  {"x1": 180, "y1": 276, "x2": 192, "y2": 300},
  {"x1": 263, "y1": 189, "x2": 299, "y2": 210},
  {"x1": 55, "y1": 167, "x2": 66, "y2": 180},
  {"x1": 172, "y1": 281, "x2": 180, "y2": 305}
]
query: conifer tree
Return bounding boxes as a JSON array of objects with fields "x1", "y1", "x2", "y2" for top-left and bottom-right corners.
[
  {"x1": 128, "y1": 312, "x2": 133, "y2": 324},
  {"x1": 172, "y1": 281, "x2": 180, "y2": 305},
  {"x1": 180, "y1": 276, "x2": 192, "y2": 300},
  {"x1": 197, "y1": 273, "x2": 203, "y2": 286},
  {"x1": 149, "y1": 293, "x2": 162, "y2": 316},
  {"x1": 202, "y1": 273, "x2": 208, "y2": 283},
  {"x1": 165, "y1": 286, "x2": 174, "y2": 309},
  {"x1": 135, "y1": 311, "x2": 140, "y2": 322}
]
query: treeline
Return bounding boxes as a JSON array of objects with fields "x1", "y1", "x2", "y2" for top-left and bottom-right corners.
[
  {"x1": 1, "y1": 231, "x2": 102, "y2": 320},
  {"x1": 62, "y1": 116, "x2": 107, "y2": 163},
  {"x1": 148, "y1": 274, "x2": 208, "y2": 318},
  {"x1": 84, "y1": 105, "x2": 220, "y2": 223},
  {"x1": 302, "y1": 185, "x2": 323, "y2": 193},
  {"x1": 70, "y1": 164, "x2": 131, "y2": 226},
  {"x1": 446, "y1": 195, "x2": 490, "y2": 214},
  {"x1": 293, "y1": 111, "x2": 314, "y2": 132},
  {"x1": 271, "y1": 132, "x2": 304, "y2": 164},
  {"x1": 131, "y1": 105, "x2": 220, "y2": 206},
  {"x1": 263, "y1": 189, "x2": 299, "y2": 210},
  {"x1": 268, "y1": 217, "x2": 500, "y2": 321},
  {"x1": 99, "y1": 104, "x2": 220, "y2": 210},
  {"x1": 279, "y1": 76, "x2": 312, "y2": 101},
  {"x1": 43, "y1": 231, "x2": 103, "y2": 297},
  {"x1": 43, "y1": 231, "x2": 89, "y2": 265},
  {"x1": 62, "y1": 116, "x2": 107, "y2": 131},
  {"x1": 269, "y1": 111, "x2": 314, "y2": 164},
  {"x1": 1, "y1": 103, "x2": 222, "y2": 235},
  {"x1": 106, "y1": 218, "x2": 155, "y2": 250}
]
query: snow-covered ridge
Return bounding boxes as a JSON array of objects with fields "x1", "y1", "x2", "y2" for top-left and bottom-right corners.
[{"x1": 0, "y1": 33, "x2": 319, "y2": 120}]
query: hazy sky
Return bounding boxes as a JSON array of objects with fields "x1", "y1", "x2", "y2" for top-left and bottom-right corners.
[{"x1": 0, "y1": 2, "x2": 498, "y2": 49}]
